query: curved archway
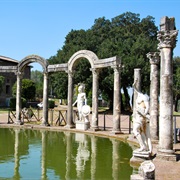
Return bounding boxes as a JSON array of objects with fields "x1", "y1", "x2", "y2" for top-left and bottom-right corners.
[
  {"x1": 18, "y1": 55, "x2": 48, "y2": 72},
  {"x1": 66, "y1": 50, "x2": 99, "y2": 129},
  {"x1": 15, "y1": 55, "x2": 49, "y2": 126},
  {"x1": 68, "y1": 50, "x2": 99, "y2": 71}
]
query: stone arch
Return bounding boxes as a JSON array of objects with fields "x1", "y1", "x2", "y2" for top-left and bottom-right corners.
[
  {"x1": 68, "y1": 50, "x2": 99, "y2": 71},
  {"x1": 15, "y1": 55, "x2": 49, "y2": 126},
  {"x1": 18, "y1": 55, "x2": 48, "y2": 72}
]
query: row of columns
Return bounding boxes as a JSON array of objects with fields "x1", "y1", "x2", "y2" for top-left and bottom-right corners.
[
  {"x1": 141, "y1": 17, "x2": 178, "y2": 157},
  {"x1": 15, "y1": 71, "x2": 49, "y2": 126},
  {"x1": 66, "y1": 65, "x2": 121, "y2": 133}
]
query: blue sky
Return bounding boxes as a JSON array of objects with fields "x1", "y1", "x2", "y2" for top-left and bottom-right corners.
[{"x1": 0, "y1": 0, "x2": 180, "y2": 71}]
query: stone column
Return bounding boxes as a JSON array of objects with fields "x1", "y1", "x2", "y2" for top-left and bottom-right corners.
[
  {"x1": 112, "y1": 65, "x2": 122, "y2": 134},
  {"x1": 15, "y1": 72, "x2": 23, "y2": 125},
  {"x1": 157, "y1": 17, "x2": 178, "y2": 156},
  {"x1": 147, "y1": 52, "x2": 160, "y2": 141},
  {"x1": 91, "y1": 68, "x2": 99, "y2": 130},
  {"x1": 42, "y1": 72, "x2": 49, "y2": 126},
  {"x1": 66, "y1": 70, "x2": 75, "y2": 128},
  {"x1": 133, "y1": 68, "x2": 141, "y2": 117}
]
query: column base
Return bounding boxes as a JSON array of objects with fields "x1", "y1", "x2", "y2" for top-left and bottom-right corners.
[
  {"x1": 14, "y1": 120, "x2": 24, "y2": 125},
  {"x1": 110, "y1": 130, "x2": 123, "y2": 135},
  {"x1": 156, "y1": 149, "x2": 177, "y2": 161},
  {"x1": 64, "y1": 124, "x2": 75, "y2": 129},
  {"x1": 90, "y1": 126, "x2": 99, "y2": 131}
]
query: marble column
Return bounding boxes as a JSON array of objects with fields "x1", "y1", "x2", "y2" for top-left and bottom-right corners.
[
  {"x1": 66, "y1": 70, "x2": 75, "y2": 128},
  {"x1": 42, "y1": 72, "x2": 49, "y2": 126},
  {"x1": 112, "y1": 65, "x2": 122, "y2": 134},
  {"x1": 157, "y1": 17, "x2": 178, "y2": 156},
  {"x1": 15, "y1": 72, "x2": 23, "y2": 125},
  {"x1": 147, "y1": 52, "x2": 160, "y2": 141},
  {"x1": 91, "y1": 68, "x2": 99, "y2": 130},
  {"x1": 133, "y1": 69, "x2": 141, "y2": 117}
]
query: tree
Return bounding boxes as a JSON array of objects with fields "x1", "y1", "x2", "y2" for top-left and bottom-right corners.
[
  {"x1": 173, "y1": 56, "x2": 180, "y2": 111},
  {"x1": 48, "y1": 12, "x2": 158, "y2": 111},
  {"x1": 31, "y1": 70, "x2": 43, "y2": 99},
  {"x1": 12, "y1": 79, "x2": 36, "y2": 101}
]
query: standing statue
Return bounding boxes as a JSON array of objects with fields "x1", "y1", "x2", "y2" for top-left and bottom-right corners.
[
  {"x1": 73, "y1": 84, "x2": 90, "y2": 122},
  {"x1": 132, "y1": 81, "x2": 152, "y2": 153}
]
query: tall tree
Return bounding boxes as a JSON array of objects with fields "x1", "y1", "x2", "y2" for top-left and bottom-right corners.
[
  {"x1": 48, "y1": 12, "x2": 158, "y2": 111},
  {"x1": 173, "y1": 56, "x2": 180, "y2": 111},
  {"x1": 12, "y1": 79, "x2": 36, "y2": 101}
]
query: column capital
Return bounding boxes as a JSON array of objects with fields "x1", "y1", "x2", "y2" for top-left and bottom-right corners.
[
  {"x1": 66, "y1": 70, "x2": 75, "y2": 77},
  {"x1": 157, "y1": 30, "x2": 178, "y2": 49},
  {"x1": 147, "y1": 52, "x2": 160, "y2": 65},
  {"x1": 15, "y1": 71, "x2": 24, "y2": 78},
  {"x1": 90, "y1": 68, "x2": 99, "y2": 76},
  {"x1": 111, "y1": 65, "x2": 121, "y2": 72}
]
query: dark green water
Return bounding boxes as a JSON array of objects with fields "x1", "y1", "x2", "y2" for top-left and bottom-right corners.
[{"x1": 0, "y1": 128, "x2": 133, "y2": 179}]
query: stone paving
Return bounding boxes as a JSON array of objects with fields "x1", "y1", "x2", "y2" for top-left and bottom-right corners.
[{"x1": 0, "y1": 112, "x2": 180, "y2": 179}]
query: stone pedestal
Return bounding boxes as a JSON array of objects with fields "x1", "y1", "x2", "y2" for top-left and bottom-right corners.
[
  {"x1": 76, "y1": 121, "x2": 90, "y2": 131},
  {"x1": 130, "y1": 150, "x2": 152, "y2": 167}
]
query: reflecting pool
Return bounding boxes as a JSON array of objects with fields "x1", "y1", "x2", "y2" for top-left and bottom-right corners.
[{"x1": 0, "y1": 128, "x2": 133, "y2": 179}]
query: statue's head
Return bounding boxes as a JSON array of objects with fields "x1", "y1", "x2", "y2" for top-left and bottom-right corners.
[{"x1": 78, "y1": 83, "x2": 85, "y2": 93}]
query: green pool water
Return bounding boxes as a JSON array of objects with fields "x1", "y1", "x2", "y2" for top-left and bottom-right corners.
[{"x1": 0, "y1": 128, "x2": 133, "y2": 179}]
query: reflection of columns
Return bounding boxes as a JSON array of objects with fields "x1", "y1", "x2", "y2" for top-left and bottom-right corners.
[
  {"x1": 13, "y1": 129, "x2": 20, "y2": 179},
  {"x1": 41, "y1": 130, "x2": 47, "y2": 179},
  {"x1": 91, "y1": 68, "x2": 99, "y2": 130},
  {"x1": 111, "y1": 139, "x2": 120, "y2": 180},
  {"x1": 133, "y1": 69, "x2": 141, "y2": 116},
  {"x1": 112, "y1": 65, "x2": 121, "y2": 134},
  {"x1": 42, "y1": 72, "x2": 49, "y2": 126},
  {"x1": 91, "y1": 135, "x2": 97, "y2": 180},
  {"x1": 147, "y1": 52, "x2": 160, "y2": 141},
  {"x1": 65, "y1": 132, "x2": 72, "y2": 179},
  {"x1": 66, "y1": 70, "x2": 75, "y2": 128},
  {"x1": 157, "y1": 17, "x2": 178, "y2": 155},
  {"x1": 15, "y1": 72, "x2": 23, "y2": 125}
]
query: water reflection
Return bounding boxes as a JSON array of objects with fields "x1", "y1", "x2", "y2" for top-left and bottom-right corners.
[{"x1": 0, "y1": 128, "x2": 133, "y2": 179}]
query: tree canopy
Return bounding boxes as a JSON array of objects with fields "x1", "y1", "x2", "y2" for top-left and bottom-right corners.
[
  {"x1": 48, "y1": 12, "x2": 159, "y2": 110},
  {"x1": 12, "y1": 79, "x2": 36, "y2": 101}
]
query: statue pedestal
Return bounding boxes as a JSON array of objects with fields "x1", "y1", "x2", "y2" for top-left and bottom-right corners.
[
  {"x1": 76, "y1": 121, "x2": 90, "y2": 131},
  {"x1": 130, "y1": 149, "x2": 152, "y2": 167}
]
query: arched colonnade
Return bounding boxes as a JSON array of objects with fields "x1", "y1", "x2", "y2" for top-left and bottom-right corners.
[{"x1": 8, "y1": 50, "x2": 122, "y2": 133}]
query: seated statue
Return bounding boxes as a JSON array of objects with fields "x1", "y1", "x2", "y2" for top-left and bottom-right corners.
[
  {"x1": 73, "y1": 84, "x2": 90, "y2": 122},
  {"x1": 132, "y1": 81, "x2": 152, "y2": 153}
]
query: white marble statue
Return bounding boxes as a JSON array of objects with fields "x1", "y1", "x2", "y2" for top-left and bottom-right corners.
[
  {"x1": 132, "y1": 81, "x2": 152, "y2": 153},
  {"x1": 73, "y1": 84, "x2": 90, "y2": 121}
]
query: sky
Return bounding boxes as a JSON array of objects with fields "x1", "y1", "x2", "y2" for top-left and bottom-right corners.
[{"x1": 0, "y1": 0, "x2": 180, "y2": 71}]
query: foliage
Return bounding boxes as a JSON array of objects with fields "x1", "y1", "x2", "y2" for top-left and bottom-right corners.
[
  {"x1": 48, "y1": 100, "x2": 55, "y2": 109},
  {"x1": 173, "y1": 56, "x2": 180, "y2": 111},
  {"x1": 0, "y1": 76, "x2": 5, "y2": 94},
  {"x1": 47, "y1": 11, "x2": 158, "y2": 110},
  {"x1": 12, "y1": 79, "x2": 36, "y2": 101},
  {"x1": 9, "y1": 97, "x2": 27, "y2": 110},
  {"x1": 31, "y1": 70, "x2": 43, "y2": 99}
]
